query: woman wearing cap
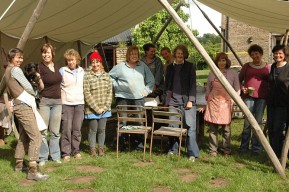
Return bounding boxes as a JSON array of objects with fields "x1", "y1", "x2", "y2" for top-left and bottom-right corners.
[
  {"x1": 59, "y1": 49, "x2": 85, "y2": 162},
  {"x1": 84, "y1": 51, "x2": 112, "y2": 157}
]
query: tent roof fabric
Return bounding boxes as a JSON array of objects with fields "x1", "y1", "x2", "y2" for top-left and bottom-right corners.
[
  {"x1": 198, "y1": 0, "x2": 289, "y2": 34},
  {"x1": 0, "y1": 0, "x2": 173, "y2": 45}
]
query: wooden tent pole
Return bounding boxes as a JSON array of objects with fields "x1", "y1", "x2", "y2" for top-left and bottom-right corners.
[
  {"x1": 192, "y1": 0, "x2": 243, "y2": 66},
  {"x1": 17, "y1": 0, "x2": 48, "y2": 50},
  {"x1": 280, "y1": 126, "x2": 289, "y2": 169},
  {"x1": 158, "y1": 0, "x2": 286, "y2": 178},
  {"x1": 283, "y1": 29, "x2": 289, "y2": 46},
  {"x1": 152, "y1": 1, "x2": 183, "y2": 44}
]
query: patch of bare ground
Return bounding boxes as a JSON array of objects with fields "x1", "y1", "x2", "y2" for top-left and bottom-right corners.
[
  {"x1": 151, "y1": 186, "x2": 171, "y2": 192},
  {"x1": 66, "y1": 189, "x2": 95, "y2": 192},
  {"x1": 66, "y1": 176, "x2": 96, "y2": 184},
  {"x1": 174, "y1": 168, "x2": 191, "y2": 174},
  {"x1": 44, "y1": 166, "x2": 58, "y2": 172},
  {"x1": 209, "y1": 177, "x2": 230, "y2": 187},
  {"x1": 75, "y1": 165, "x2": 105, "y2": 173},
  {"x1": 180, "y1": 173, "x2": 199, "y2": 182},
  {"x1": 234, "y1": 163, "x2": 246, "y2": 169},
  {"x1": 133, "y1": 161, "x2": 154, "y2": 167},
  {"x1": 19, "y1": 179, "x2": 36, "y2": 186}
]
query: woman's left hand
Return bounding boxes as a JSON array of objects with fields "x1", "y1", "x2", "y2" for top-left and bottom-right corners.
[{"x1": 97, "y1": 108, "x2": 104, "y2": 114}]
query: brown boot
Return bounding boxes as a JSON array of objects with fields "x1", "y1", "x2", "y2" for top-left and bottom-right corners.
[
  {"x1": 0, "y1": 127, "x2": 5, "y2": 146},
  {"x1": 15, "y1": 159, "x2": 24, "y2": 172},
  {"x1": 90, "y1": 148, "x2": 97, "y2": 157},
  {"x1": 27, "y1": 162, "x2": 49, "y2": 181},
  {"x1": 98, "y1": 147, "x2": 105, "y2": 157}
]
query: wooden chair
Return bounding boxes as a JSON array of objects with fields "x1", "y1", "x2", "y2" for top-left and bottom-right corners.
[
  {"x1": 149, "y1": 106, "x2": 187, "y2": 160},
  {"x1": 116, "y1": 105, "x2": 151, "y2": 160}
]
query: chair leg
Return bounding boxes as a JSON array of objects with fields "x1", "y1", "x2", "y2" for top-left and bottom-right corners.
[
  {"x1": 143, "y1": 133, "x2": 147, "y2": 161},
  {"x1": 149, "y1": 133, "x2": 154, "y2": 161},
  {"x1": 116, "y1": 132, "x2": 119, "y2": 159},
  {"x1": 128, "y1": 134, "x2": 131, "y2": 151},
  {"x1": 178, "y1": 137, "x2": 182, "y2": 161},
  {"x1": 160, "y1": 135, "x2": 163, "y2": 153}
]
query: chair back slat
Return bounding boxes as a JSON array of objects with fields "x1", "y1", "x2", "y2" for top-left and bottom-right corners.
[
  {"x1": 153, "y1": 118, "x2": 182, "y2": 126},
  {"x1": 118, "y1": 117, "x2": 146, "y2": 123},
  {"x1": 116, "y1": 105, "x2": 148, "y2": 126},
  {"x1": 153, "y1": 110, "x2": 182, "y2": 117},
  {"x1": 117, "y1": 109, "x2": 145, "y2": 115}
]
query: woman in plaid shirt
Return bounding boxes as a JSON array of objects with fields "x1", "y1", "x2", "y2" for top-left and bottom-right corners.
[{"x1": 83, "y1": 51, "x2": 113, "y2": 157}]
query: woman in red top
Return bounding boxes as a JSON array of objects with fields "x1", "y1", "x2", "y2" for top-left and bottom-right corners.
[{"x1": 239, "y1": 44, "x2": 270, "y2": 155}]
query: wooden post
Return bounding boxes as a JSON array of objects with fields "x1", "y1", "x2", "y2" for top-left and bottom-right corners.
[
  {"x1": 17, "y1": 0, "x2": 48, "y2": 50},
  {"x1": 283, "y1": 29, "x2": 289, "y2": 46},
  {"x1": 280, "y1": 127, "x2": 289, "y2": 169},
  {"x1": 192, "y1": 0, "x2": 243, "y2": 66},
  {"x1": 158, "y1": 0, "x2": 286, "y2": 178}
]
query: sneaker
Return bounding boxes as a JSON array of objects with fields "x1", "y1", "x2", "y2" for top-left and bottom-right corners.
[
  {"x1": 38, "y1": 161, "x2": 46, "y2": 167},
  {"x1": 74, "y1": 153, "x2": 82, "y2": 160},
  {"x1": 53, "y1": 160, "x2": 62, "y2": 164},
  {"x1": 27, "y1": 172, "x2": 49, "y2": 181},
  {"x1": 63, "y1": 156, "x2": 70, "y2": 162},
  {"x1": 189, "y1": 156, "x2": 195, "y2": 162},
  {"x1": 167, "y1": 151, "x2": 176, "y2": 156},
  {"x1": 209, "y1": 151, "x2": 217, "y2": 157},
  {"x1": 90, "y1": 148, "x2": 97, "y2": 157},
  {"x1": 223, "y1": 151, "x2": 231, "y2": 157},
  {"x1": 98, "y1": 148, "x2": 105, "y2": 157}
]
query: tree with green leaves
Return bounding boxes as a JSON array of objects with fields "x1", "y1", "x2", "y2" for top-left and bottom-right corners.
[{"x1": 131, "y1": 1, "x2": 221, "y2": 69}]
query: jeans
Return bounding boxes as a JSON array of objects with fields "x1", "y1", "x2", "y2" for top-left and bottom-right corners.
[
  {"x1": 267, "y1": 106, "x2": 287, "y2": 158},
  {"x1": 88, "y1": 118, "x2": 107, "y2": 149},
  {"x1": 168, "y1": 105, "x2": 200, "y2": 158},
  {"x1": 239, "y1": 98, "x2": 266, "y2": 153},
  {"x1": 38, "y1": 97, "x2": 62, "y2": 162},
  {"x1": 61, "y1": 104, "x2": 84, "y2": 157}
]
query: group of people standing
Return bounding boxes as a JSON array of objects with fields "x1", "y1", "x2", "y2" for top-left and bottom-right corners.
[
  {"x1": 0, "y1": 41, "x2": 288, "y2": 181},
  {"x1": 0, "y1": 43, "x2": 113, "y2": 181},
  {"x1": 203, "y1": 44, "x2": 289, "y2": 159}
]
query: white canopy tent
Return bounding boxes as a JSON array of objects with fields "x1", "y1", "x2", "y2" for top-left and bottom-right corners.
[
  {"x1": 0, "y1": 0, "x2": 173, "y2": 69},
  {"x1": 198, "y1": 0, "x2": 289, "y2": 35},
  {"x1": 0, "y1": 0, "x2": 288, "y2": 177}
]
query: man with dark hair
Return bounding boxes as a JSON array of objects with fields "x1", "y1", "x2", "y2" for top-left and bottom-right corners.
[{"x1": 141, "y1": 43, "x2": 165, "y2": 99}]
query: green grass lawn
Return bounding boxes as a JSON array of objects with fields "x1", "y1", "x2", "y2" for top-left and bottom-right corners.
[{"x1": 0, "y1": 118, "x2": 289, "y2": 191}]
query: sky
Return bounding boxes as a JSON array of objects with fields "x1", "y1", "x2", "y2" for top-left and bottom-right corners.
[{"x1": 182, "y1": 1, "x2": 222, "y2": 36}]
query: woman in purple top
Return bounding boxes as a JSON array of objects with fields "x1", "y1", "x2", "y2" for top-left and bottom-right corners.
[
  {"x1": 239, "y1": 44, "x2": 270, "y2": 155},
  {"x1": 38, "y1": 43, "x2": 62, "y2": 166}
]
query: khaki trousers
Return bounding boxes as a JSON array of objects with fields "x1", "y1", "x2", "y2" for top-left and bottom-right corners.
[
  {"x1": 209, "y1": 123, "x2": 231, "y2": 153},
  {"x1": 14, "y1": 103, "x2": 42, "y2": 161}
]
